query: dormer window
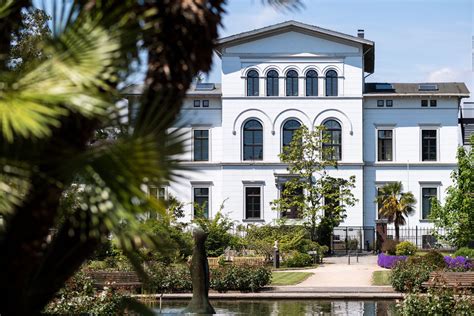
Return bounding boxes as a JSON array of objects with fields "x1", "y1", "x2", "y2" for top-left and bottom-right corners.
[
  {"x1": 266, "y1": 70, "x2": 279, "y2": 96},
  {"x1": 325, "y1": 70, "x2": 338, "y2": 96},
  {"x1": 246, "y1": 70, "x2": 259, "y2": 96},
  {"x1": 286, "y1": 70, "x2": 298, "y2": 96}
]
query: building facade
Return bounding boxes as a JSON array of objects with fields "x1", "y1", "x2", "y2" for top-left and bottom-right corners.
[{"x1": 125, "y1": 21, "x2": 469, "y2": 233}]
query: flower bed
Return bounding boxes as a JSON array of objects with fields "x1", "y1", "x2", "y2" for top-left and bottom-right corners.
[
  {"x1": 444, "y1": 256, "x2": 473, "y2": 271},
  {"x1": 378, "y1": 253, "x2": 473, "y2": 271},
  {"x1": 377, "y1": 253, "x2": 407, "y2": 269}
]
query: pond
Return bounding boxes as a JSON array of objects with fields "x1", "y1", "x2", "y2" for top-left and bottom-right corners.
[{"x1": 152, "y1": 299, "x2": 397, "y2": 315}]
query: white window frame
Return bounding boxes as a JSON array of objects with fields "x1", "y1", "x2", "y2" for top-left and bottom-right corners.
[
  {"x1": 191, "y1": 126, "x2": 211, "y2": 162},
  {"x1": 191, "y1": 181, "x2": 213, "y2": 219},
  {"x1": 419, "y1": 125, "x2": 440, "y2": 162},
  {"x1": 374, "y1": 124, "x2": 396, "y2": 162},
  {"x1": 419, "y1": 182, "x2": 441, "y2": 221},
  {"x1": 242, "y1": 181, "x2": 265, "y2": 222}
]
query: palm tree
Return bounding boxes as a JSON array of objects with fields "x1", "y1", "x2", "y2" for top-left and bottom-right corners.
[
  {"x1": 0, "y1": 1, "x2": 300, "y2": 314},
  {"x1": 376, "y1": 182, "x2": 416, "y2": 241}
]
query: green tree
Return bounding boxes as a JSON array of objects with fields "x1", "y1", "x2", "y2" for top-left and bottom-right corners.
[
  {"x1": 9, "y1": 7, "x2": 51, "y2": 71},
  {"x1": 271, "y1": 126, "x2": 357, "y2": 246},
  {"x1": 376, "y1": 182, "x2": 416, "y2": 241},
  {"x1": 430, "y1": 136, "x2": 474, "y2": 247}
]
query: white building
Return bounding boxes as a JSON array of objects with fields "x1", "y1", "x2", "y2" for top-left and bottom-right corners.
[{"x1": 124, "y1": 21, "x2": 469, "y2": 236}]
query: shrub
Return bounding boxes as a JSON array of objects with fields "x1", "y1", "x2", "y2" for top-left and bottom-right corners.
[
  {"x1": 86, "y1": 260, "x2": 109, "y2": 271},
  {"x1": 421, "y1": 250, "x2": 446, "y2": 269},
  {"x1": 395, "y1": 241, "x2": 417, "y2": 256},
  {"x1": 377, "y1": 253, "x2": 407, "y2": 269},
  {"x1": 381, "y1": 240, "x2": 398, "y2": 255},
  {"x1": 284, "y1": 252, "x2": 313, "y2": 268},
  {"x1": 454, "y1": 247, "x2": 474, "y2": 259},
  {"x1": 390, "y1": 260, "x2": 432, "y2": 292},
  {"x1": 146, "y1": 262, "x2": 192, "y2": 293},
  {"x1": 398, "y1": 287, "x2": 474, "y2": 316},
  {"x1": 210, "y1": 264, "x2": 271, "y2": 293}
]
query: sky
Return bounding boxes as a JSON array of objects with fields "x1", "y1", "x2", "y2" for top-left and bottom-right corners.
[{"x1": 205, "y1": 0, "x2": 473, "y2": 101}]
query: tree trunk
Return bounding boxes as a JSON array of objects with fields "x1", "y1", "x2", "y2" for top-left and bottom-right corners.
[{"x1": 395, "y1": 224, "x2": 400, "y2": 242}]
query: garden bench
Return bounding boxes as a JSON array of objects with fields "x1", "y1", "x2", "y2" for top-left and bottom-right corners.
[
  {"x1": 88, "y1": 271, "x2": 142, "y2": 290},
  {"x1": 422, "y1": 272, "x2": 474, "y2": 290}
]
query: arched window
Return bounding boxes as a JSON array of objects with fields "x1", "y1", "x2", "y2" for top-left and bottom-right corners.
[
  {"x1": 266, "y1": 70, "x2": 279, "y2": 96},
  {"x1": 322, "y1": 120, "x2": 341, "y2": 161},
  {"x1": 282, "y1": 119, "x2": 301, "y2": 149},
  {"x1": 243, "y1": 120, "x2": 263, "y2": 160},
  {"x1": 305, "y1": 70, "x2": 318, "y2": 96},
  {"x1": 325, "y1": 70, "x2": 338, "y2": 96},
  {"x1": 286, "y1": 70, "x2": 298, "y2": 96},
  {"x1": 246, "y1": 70, "x2": 259, "y2": 96}
]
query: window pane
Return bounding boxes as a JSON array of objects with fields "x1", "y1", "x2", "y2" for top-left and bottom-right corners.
[
  {"x1": 267, "y1": 70, "x2": 279, "y2": 96},
  {"x1": 194, "y1": 130, "x2": 209, "y2": 161},
  {"x1": 422, "y1": 187, "x2": 437, "y2": 219},
  {"x1": 247, "y1": 70, "x2": 259, "y2": 96},
  {"x1": 422, "y1": 130, "x2": 437, "y2": 161},
  {"x1": 243, "y1": 120, "x2": 263, "y2": 160},
  {"x1": 323, "y1": 120, "x2": 341, "y2": 160},
  {"x1": 194, "y1": 187, "x2": 209, "y2": 218},
  {"x1": 306, "y1": 70, "x2": 318, "y2": 96},
  {"x1": 378, "y1": 130, "x2": 393, "y2": 161},
  {"x1": 326, "y1": 70, "x2": 338, "y2": 96},
  {"x1": 245, "y1": 187, "x2": 261, "y2": 219}
]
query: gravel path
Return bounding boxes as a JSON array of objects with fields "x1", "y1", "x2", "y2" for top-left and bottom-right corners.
[{"x1": 275, "y1": 255, "x2": 386, "y2": 287}]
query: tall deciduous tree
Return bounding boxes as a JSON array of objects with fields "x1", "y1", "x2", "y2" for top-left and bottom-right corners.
[
  {"x1": 376, "y1": 182, "x2": 416, "y2": 241},
  {"x1": 430, "y1": 136, "x2": 474, "y2": 247},
  {"x1": 271, "y1": 126, "x2": 357, "y2": 246}
]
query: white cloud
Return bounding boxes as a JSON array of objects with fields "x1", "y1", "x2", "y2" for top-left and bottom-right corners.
[{"x1": 427, "y1": 67, "x2": 470, "y2": 82}]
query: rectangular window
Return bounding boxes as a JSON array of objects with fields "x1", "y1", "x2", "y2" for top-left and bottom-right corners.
[
  {"x1": 421, "y1": 100, "x2": 428, "y2": 107},
  {"x1": 202, "y1": 100, "x2": 209, "y2": 107},
  {"x1": 421, "y1": 187, "x2": 437, "y2": 219},
  {"x1": 430, "y1": 100, "x2": 437, "y2": 107},
  {"x1": 421, "y1": 130, "x2": 437, "y2": 161},
  {"x1": 193, "y1": 100, "x2": 201, "y2": 107},
  {"x1": 386, "y1": 100, "x2": 393, "y2": 107},
  {"x1": 280, "y1": 184, "x2": 303, "y2": 219},
  {"x1": 377, "y1": 130, "x2": 393, "y2": 161},
  {"x1": 193, "y1": 130, "x2": 209, "y2": 161},
  {"x1": 245, "y1": 187, "x2": 261, "y2": 219},
  {"x1": 193, "y1": 187, "x2": 209, "y2": 218},
  {"x1": 377, "y1": 100, "x2": 384, "y2": 107}
]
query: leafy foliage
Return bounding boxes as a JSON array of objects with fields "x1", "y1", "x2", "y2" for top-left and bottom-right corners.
[
  {"x1": 271, "y1": 126, "x2": 357, "y2": 246},
  {"x1": 390, "y1": 259, "x2": 433, "y2": 292},
  {"x1": 284, "y1": 252, "x2": 313, "y2": 267},
  {"x1": 381, "y1": 239, "x2": 399, "y2": 255},
  {"x1": 430, "y1": 137, "x2": 474, "y2": 248},
  {"x1": 210, "y1": 264, "x2": 272, "y2": 293},
  {"x1": 375, "y1": 182, "x2": 416, "y2": 241},
  {"x1": 454, "y1": 247, "x2": 474, "y2": 259},
  {"x1": 398, "y1": 287, "x2": 473, "y2": 316},
  {"x1": 395, "y1": 241, "x2": 417, "y2": 256}
]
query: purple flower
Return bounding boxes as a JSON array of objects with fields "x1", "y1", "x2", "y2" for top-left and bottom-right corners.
[
  {"x1": 377, "y1": 253, "x2": 407, "y2": 269},
  {"x1": 444, "y1": 256, "x2": 473, "y2": 271}
]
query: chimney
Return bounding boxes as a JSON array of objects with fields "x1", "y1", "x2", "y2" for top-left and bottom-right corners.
[{"x1": 357, "y1": 29, "x2": 364, "y2": 38}]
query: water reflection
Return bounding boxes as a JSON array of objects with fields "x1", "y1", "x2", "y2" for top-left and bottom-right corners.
[{"x1": 153, "y1": 300, "x2": 396, "y2": 315}]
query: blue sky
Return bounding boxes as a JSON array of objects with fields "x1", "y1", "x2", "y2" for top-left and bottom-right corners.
[{"x1": 206, "y1": 0, "x2": 473, "y2": 98}]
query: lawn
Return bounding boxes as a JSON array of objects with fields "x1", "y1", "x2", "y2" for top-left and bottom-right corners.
[
  {"x1": 371, "y1": 270, "x2": 391, "y2": 286},
  {"x1": 271, "y1": 272, "x2": 313, "y2": 286}
]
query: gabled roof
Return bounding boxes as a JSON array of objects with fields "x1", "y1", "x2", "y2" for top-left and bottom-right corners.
[
  {"x1": 215, "y1": 20, "x2": 375, "y2": 73},
  {"x1": 364, "y1": 82, "x2": 470, "y2": 97}
]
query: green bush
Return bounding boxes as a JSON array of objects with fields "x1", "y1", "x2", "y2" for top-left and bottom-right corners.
[
  {"x1": 210, "y1": 264, "x2": 271, "y2": 293},
  {"x1": 381, "y1": 240, "x2": 398, "y2": 255},
  {"x1": 395, "y1": 241, "x2": 417, "y2": 256},
  {"x1": 284, "y1": 252, "x2": 313, "y2": 268},
  {"x1": 420, "y1": 250, "x2": 446, "y2": 269},
  {"x1": 398, "y1": 287, "x2": 474, "y2": 315},
  {"x1": 390, "y1": 260, "x2": 433, "y2": 292},
  {"x1": 454, "y1": 247, "x2": 474, "y2": 259},
  {"x1": 86, "y1": 260, "x2": 109, "y2": 271},
  {"x1": 146, "y1": 262, "x2": 192, "y2": 293}
]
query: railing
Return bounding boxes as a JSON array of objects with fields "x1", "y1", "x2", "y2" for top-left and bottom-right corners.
[{"x1": 386, "y1": 226, "x2": 455, "y2": 250}]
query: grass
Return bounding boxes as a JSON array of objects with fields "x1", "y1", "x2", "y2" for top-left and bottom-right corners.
[
  {"x1": 271, "y1": 272, "x2": 313, "y2": 286},
  {"x1": 371, "y1": 270, "x2": 391, "y2": 286},
  {"x1": 416, "y1": 251, "x2": 452, "y2": 257}
]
